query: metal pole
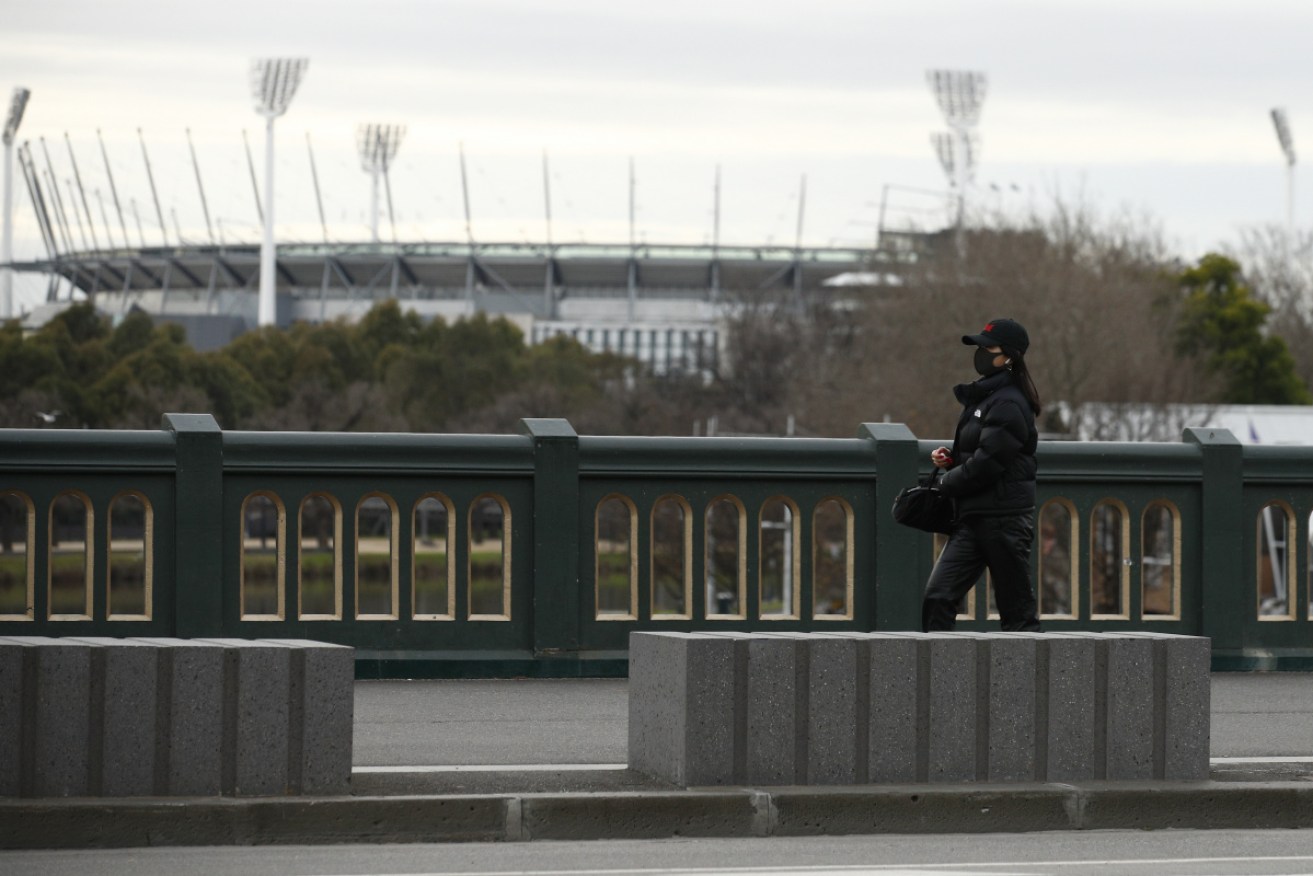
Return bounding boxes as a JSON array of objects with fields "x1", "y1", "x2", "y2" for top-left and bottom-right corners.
[
  {"x1": 185, "y1": 128, "x2": 215, "y2": 244},
  {"x1": 259, "y1": 114, "x2": 276, "y2": 327},
  {"x1": 1, "y1": 139, "x2": 12, "y2": 316},
  {"x1": 39, "y1": 138, "x2": 74, "y2": 251},
  {"x1": 794, "y1": 174, "x2": 806, "y2": 301},
  {"x1": 129, "y1": 198, "x2": 145, "y2": 248},
  {"x1": 384, "y1": 162, "x2": 397, "y2": 244},
  {"x1": 242, "y1": 128, "x2": 264, "y2": 225},
  {"x1": 42, "y1": 167, "x2": 73, "y2": 253},
  {"x1": 370, "y1": 161, "x2": 380, "y2": 243},
  {"x1": 95, "y1": 189, "x2": 114, "y2": 250},
  {"x1": 459, "y1": 141, "x2": 473, "y2": 245},
  {"x1": 306, "y1": 132, "x2": 328, "y2": 244},
  {"x1": 97, "y1": 129, "x2": 130, "y2": 249},
  {"x1": 64, "y1": 134, "x2": 99, "y2": 250},
  {"x1": 542, "y1": 150, "x2": 553, "y2": 246},
  {"x1": 711, "y1": 163, "x2": 721, "y2": 301},
  {"x1": 138, "y1": 129, "x2": 168, "y2": 246},
  {"x1": 65, "y1": 178, "x2": 89, "y2": 250},
  {"x1": 628, "y1": 157, "x2": 638, "y2": 321}
]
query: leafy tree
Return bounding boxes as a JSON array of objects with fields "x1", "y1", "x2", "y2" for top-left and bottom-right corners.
[{"x1": 1174, "y1": 254, "x2": 1312, "y2": 405}]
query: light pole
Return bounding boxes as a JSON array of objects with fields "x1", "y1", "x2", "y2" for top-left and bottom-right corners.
[
  {"x1": 1271, "y1": 107, "x2": 1296, "y2": 246},
  {"x1": 3, "y1": 87, "x2": 31, "y2": 320},
  {"x1": 356, "y1": 124, "x2": 405, "y2": 243},
  {"x1": 250, "y1": 58, "x2": 307, "y2": 327},
  {"x1": 926, "y1": 70, "x2": 986, "y2": 249}
]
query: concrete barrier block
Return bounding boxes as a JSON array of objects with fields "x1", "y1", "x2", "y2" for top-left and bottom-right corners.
[
  {"x1": 0, "y1": 638, "x2": 32, "y2": 796},
  {"x1": 805, "y1": 634, "x2": 861, "y2": 784},
  {"x1": 0, "y1": 637, "x2": 93, "y2": 797},
  {"x1": 1037, "y1": 634, "x2": 1099, "y2": 782},
  {"x1": 629, "y1": 633, "x2": 740, "y2": 786},
  {"x1": 742, "y1": 633, "x2": 802, "y2": 785},
  {"x1": 1121, "y1": 632, "x2": 1211, "y2": 780},
  {"x1": 628, "y1": 632, "x2": 690, "y2": 784},
  {"x1": 68, "y1": 638, "x2": 160, "y2": 796},
  {"x1": 981, "y1": 634, "x2": 1037, "y2": 782},
  {"x1": 200, "y1": 639, "x2": 291, "y2": 796},
  {"x1": 264, "y1": 639, "x2": 355, "y2": 794},
  {"x1": 136, "y1": 638, "x2": 225, "y2": 796},
  {"x1": 925, "y1": 633, "x2": 978, "y2": 782},
  {"x1": 1102, "y1": 635, "x2": 1156, "y2": 779},
  {"x1": 865, "y1": 634, "x2": 920, "y2": 784}
]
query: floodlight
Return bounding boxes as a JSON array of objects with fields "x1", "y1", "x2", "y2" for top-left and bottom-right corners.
[
  {"x1": 357, "y1": 124, "x2": 406, "y2": 243},
  {"x1": 931, "y1": 132, "x2": 956, "y2": 181},
  {"x1": 2, "y1": 88, "x2": 29, "y2": 146},
  {"x1": 1272, "y1": 107, "x2": 1295, "y2": 166},
  {"x1": 926, "y1": 70, "x2": 987, "y2": 131},
  {"x1": 250, "y1": 59, "x2": 307, "y2": 119},
  {"x1": 1271, "y1": 107, "x2": 1297, "y2": 244},
  {"x1": 3, "y1": 86, "x2": 32, "y2": 319},
  {"x1": 249, "y1": 58, "x2": 308, "y2": 327}
]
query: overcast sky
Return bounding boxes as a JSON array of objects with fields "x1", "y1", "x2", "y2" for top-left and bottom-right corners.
[{"x1": 2, "y1": 0, "x2": 1311, "y2": 309}]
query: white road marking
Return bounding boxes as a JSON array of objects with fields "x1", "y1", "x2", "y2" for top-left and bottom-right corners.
[
  {"x1": 1210, "y1": 756, "x2": 1313, "y2": 763},
  {"x1": 322, "y1": 856, "x2": 1313, "y2": 876},
  {"x1": 353, "y1": 763, "x2": 630, "y2": 773}
]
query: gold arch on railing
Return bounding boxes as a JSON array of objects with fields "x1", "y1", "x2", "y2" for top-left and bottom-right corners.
[{"x1": 108, "y1": 490, "x2": 152, "y2": 621}]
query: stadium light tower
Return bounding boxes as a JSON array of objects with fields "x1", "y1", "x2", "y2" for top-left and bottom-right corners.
[
  {"x1": 1271, "y1": 107, "x2": 1296, "y2": 243},
  {"x1": 356, "y1": 124, "x2": 405, "y2": 243},
  {"x1": 926, "y1": 70, "x2": 987, "y2": 235},
  {"x1": 2, "y1": 87, "x2": 31, "y2": 320},
  {"x1": 250, "y1": 58, "x2": 307, "y2": 327}
]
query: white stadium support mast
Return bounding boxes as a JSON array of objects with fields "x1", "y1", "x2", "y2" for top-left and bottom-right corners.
[
  {"x1": 356, "y1": 124, "x2": 405, "y2": 244},
  {"x1": 250, "y1": 58, "x2": 307, "y2": 328},
  {"x1": 2, "y1": 87, "x2": 30, "y2": 320},
  {"x1": 926, "y1": 69, "x2": 986, "y2": 251},
  {"x1": 1271, "y1": 107, "x2": 1296, "y2": 245}
]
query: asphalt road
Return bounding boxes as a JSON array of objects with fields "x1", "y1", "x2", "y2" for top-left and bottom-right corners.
[
  {"x1": 353, "y1": 674, "x2": 1313, "y2": 767},
  {"x1": 5, "y1": 830, "x2": 1313, "y2": 876}
]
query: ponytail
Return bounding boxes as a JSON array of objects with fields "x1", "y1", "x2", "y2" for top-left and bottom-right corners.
[{"x1": 1005, "y1": 348, "x2": 1042, "y2": 416}]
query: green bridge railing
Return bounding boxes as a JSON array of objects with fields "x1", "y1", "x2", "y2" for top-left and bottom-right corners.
[{"x1": 0, "y1": 415, "x2": 1307, "y2": 675}]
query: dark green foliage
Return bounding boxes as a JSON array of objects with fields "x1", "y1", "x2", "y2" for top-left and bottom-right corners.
[
  {"x1": 1174, "y1": 254, "x2": 1312, "y2": 405},
  {"x1": 0, "y1": 299, "x2": 672, "y2": 432}
]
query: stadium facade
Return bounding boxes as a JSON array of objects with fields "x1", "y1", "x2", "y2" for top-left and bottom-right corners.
[{"x1": 11, "y1": 238, "x2": 889, "y2": 375}]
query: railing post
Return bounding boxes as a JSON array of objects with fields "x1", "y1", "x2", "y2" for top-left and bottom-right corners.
[
  {"x1": 859, "y1": 422, "x2": 922, "y2": 631},
  {"x1": 1183, "y1": 426, "x2": 1244, "y2": 655},
  {"x1": 518, "y1": 418, "x2": 581, "y2": 657},
  {"x1": 163, "y1": 413, "x2": 225, "y2": 639}
]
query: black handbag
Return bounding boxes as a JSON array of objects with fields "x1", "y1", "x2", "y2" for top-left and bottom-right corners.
[{"x1": 892, "y1": 469, "x2": 954, "y2": 534}]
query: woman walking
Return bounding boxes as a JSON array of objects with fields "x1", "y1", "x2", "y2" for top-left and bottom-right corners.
[{"x1": 923, "y1": 318, "x2": 1043, "y2": 632}]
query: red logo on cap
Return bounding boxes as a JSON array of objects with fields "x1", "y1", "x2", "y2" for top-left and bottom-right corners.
[{"x1": 984, "y1": 323, "x2": 994, "y2": 332}]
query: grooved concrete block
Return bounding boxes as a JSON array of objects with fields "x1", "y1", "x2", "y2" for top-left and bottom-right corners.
[
  {"x1": 925, "y1": 634, "x2": 977, "y2": 782},
  {"x1": 628, "y1": 632, "x2": 740, "y2": 786},
  {"x1": 1102, "y1": 635, "x2": 1156, "y2": 780},
  {"x1": 0, "y1": 637, "x2": 32, "y2": 796},
  {"x1": 264, "y1": 639, "x2": 355, "y2": 794},
  {"x1": 68, "y1": 638, "x2": 160, "y2": 796},
  {"x1": 199, "y1": 639, "x2": 291, "y2": 796},
  {"x1": 982, "y1": 634, "x2": 1037, "y2": 782},
  {"x1": 1034, "y1": 633, "x2": 1098, "y2": 782},
  {"x1": 865, "y1": 634, "x2": 920, "y2": 784},
  {"x1": 1121, "y1": 632, "x2": 1211, "y2": 780},
  {"x1": 806, "y1": 634, "x2": 861, "y2": 784},
  {"x1": 743, "y1": 633, "x2": 802, "y2": 785},
  {"x1": 136, "y1": 638, "x2": 225, "y2": 796},
  {"x1": 0, "y1": 637, "x2": 93, "y2": 797}
]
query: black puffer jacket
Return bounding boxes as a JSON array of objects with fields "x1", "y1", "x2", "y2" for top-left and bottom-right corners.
[{"x1": 936, "y1": 370, "x2": 1038, "y2": 518}]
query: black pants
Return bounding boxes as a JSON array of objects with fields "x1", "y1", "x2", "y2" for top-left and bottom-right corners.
[{"x1": 922, "y1": 512, "x2": 1042, "y2": 632}]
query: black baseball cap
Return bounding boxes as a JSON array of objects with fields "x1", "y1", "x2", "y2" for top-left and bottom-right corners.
[{"x1": 962, "y1": 318, "x2": 1029, "y2": 355}]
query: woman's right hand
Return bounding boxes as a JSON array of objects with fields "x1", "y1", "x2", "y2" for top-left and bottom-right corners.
[{"x1": 931, "y1": 446, "x2": 953, "y2": 468}]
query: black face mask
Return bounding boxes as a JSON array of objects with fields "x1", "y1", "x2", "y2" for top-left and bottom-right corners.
[{"x1": 974, "y1": 346, "x2": 1005, "y2": 376}]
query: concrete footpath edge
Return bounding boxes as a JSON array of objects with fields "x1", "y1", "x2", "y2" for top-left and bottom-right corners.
[{"x1": 3, "y1": 782, "x2": 1313, "y2": 849}]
